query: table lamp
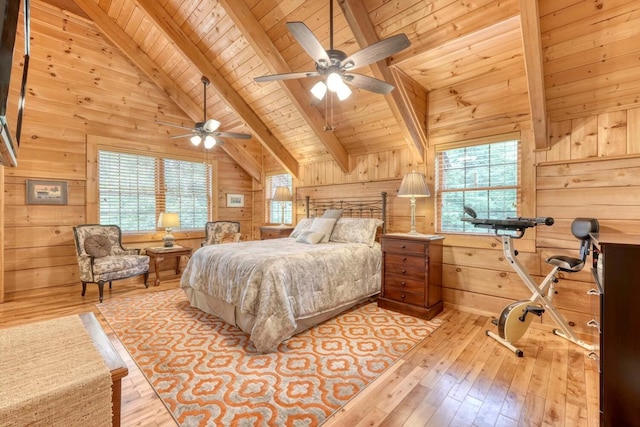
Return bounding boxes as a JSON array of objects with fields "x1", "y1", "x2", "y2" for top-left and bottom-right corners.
[
  {"x1": 157, "y1": 212, "x2": 180, "y2": 247},
  {"x1": 398, "y1": 170, "x2": 430, "y2": 234},
  {"x1": 272, "y1": 186, "x2": 292, "y2": 227}
]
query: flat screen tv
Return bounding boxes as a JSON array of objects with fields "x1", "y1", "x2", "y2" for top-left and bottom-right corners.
[{"x1": 0, "y1": 0, "x2": 29, "y2": 167}]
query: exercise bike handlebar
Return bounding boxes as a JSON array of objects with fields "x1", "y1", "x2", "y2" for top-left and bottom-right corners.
[
  {"x1": 510, "y1": 216, "x2": 554, "y2": 226},
  {"x1": 461, "y1": 215, "x2": 554, "y2": 238}
]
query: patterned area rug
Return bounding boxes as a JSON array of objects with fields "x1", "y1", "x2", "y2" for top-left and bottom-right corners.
[{"x1": 98, "y1": 289, "x2": 442, "y2": 426}]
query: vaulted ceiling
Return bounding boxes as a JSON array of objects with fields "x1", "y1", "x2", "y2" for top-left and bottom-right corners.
[{"x1": 38, "y1": 0, "x2": 640, "y2": 182}]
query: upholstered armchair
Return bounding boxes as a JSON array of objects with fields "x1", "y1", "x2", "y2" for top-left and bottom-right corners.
[
  {"x1": 72, "y1": 224, "x2": 150, "y2": 302},
  {"x1": 203, "y1": 221, "x2": 241, "y2": 246}
]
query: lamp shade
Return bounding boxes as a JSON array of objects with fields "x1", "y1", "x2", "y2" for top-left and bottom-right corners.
[
  {"x1": 272, "y1": 186, "x2": 292, "y2": 202},
  {"x1": 398, "y1": 171, "x2": 430, "y2": 198},
  {"x1": 157, "y1": 212, "x2": 180, "y2": 229}
]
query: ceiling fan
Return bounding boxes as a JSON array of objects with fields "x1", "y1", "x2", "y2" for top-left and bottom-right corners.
[
  {"x1": 254, "y1": 0, "x2": 410, "y2": 101},
  {"x1": 157, "y1": 76, "x2": 251, "y2": 149}
]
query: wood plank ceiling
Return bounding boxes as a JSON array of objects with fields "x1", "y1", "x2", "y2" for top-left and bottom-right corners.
[{"x1": 38, "y1": 0, "x2": 640, "y2": 180}]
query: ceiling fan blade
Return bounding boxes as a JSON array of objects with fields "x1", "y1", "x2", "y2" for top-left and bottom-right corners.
[
  {"x1": 341, "y1": 33, "x2": 411, "y2": 70},
  {"x1": 168, "y1": 133, "x2": 195, "y2": 139},
  {"x1": 254, "y1": 71, "x2": 320, "y2": 82},
  {"x1": 157, "y1": 120, "x2": 193, "y2": 131},
  {"x1": 344, "y1": 73, "x2": 396, "y2": 95},
  {"x1": 214, "y1": 131, "x2": 252, "y2": 140},
  {"x1": 286, "y1": 22, "x2": 331, "y2": 66}
]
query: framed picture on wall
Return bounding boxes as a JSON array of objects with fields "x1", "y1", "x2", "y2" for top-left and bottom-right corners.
[
  {"x1": 26, "y1": 180, "x2": 68, "y2": 205},
  {"x1": 227, "y1": 194, "x2": 244, "y2": 208}
]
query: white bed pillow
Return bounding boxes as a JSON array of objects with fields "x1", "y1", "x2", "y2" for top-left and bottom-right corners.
[
  {"x1": 289, "y1": 218, "x2": 314, "y2": 238},
  {"x1": 329, "y1": 218, "x2": 383, "y2": 247},
  {"x1": 295, "y1": 231, "x2": 325, "y2": 244},
  {"x1": 322, "y1": 209, "x2": 343, "y2": 219},
  {"x1": 309, "y1": 218, "x2": 337, "y2": 243}
]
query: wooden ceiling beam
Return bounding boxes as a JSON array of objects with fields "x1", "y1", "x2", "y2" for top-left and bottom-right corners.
[
  {"x1": 519, "y1": 0, "x2": 548, "y2": 150},
  {"x1": 219, "y1": 0, "x2": 352, "y2": 174},
  {"x1": 340, "y1": 0, "x2": 428, "y2": 162},
  {"x1": 70, "y1": 0, "x2": 263, "y2": 182},
  {"x1": 133, "y1": 0, "x2": 299, "y2": 179}
]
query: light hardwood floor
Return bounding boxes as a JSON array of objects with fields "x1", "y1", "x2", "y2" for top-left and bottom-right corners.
[{"x1": 0, "y1": 281, "x2": 599, "y2": 427}]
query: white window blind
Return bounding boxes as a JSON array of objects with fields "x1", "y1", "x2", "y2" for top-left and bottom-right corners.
[
  {"x1": 163, "y1": 159, "x2": 211, "y2": 230},
  {"x1": 436, "y1": 140, "x2": 520, "y2": 233},
  {"x1": 98, "y1": 150, "x2": 212, "y2": 232},
  {"x1": 265, "y1": 173, "x2": 293, "y2": 224}
]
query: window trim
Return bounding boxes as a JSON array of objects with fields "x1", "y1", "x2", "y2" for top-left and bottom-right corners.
[
  {"x1": 435, "y1": 137, "x2": 521, "y2": 235},
  {"x1": 87, "y1": 135, "x2": 217, "y2": 235}
]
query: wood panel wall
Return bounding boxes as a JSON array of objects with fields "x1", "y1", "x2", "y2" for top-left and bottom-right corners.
[
  {"x1": 1, "y1": 3, "x2": 252, "y2": 298},
  {"x1": 443, "y1": 109, "x2": 640, "y2": 341},
  {"x1": 2, "y1": 1, "x2": 640, "y2": 343},
  {"x1": 259, "y1": 107, "x2": 640, "y2": 344}
]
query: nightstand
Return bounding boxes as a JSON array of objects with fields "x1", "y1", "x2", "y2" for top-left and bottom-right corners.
[
  {"x1": 378, "y1": 233, "x2": 444, "y2": 320},
  {"x1": 260, "y1": 226, "x2": 294, "y2": 240},
  {"x1": 145, "y1": 246, "x2": 193, "y2": 286}
]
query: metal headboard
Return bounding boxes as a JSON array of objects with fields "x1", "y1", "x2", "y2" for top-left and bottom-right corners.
[{"x1": 305, "y1": 192, "x2": 387, "y2": 234}]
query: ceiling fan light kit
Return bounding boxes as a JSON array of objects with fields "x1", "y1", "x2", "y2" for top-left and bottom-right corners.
[
  {"x1": 254, "y1": 0, "x2": 411, "y2": 104},
  {"x1": 158, "y1": 76, "x2": 251, "y2": 148},
  {"x1": 203, "y1": 119, "x2": 221, "y2": 132},
  {"x1": 310, "y1": 81, "x2": 327, "y2": 100},
  {"x1": 204, "y1": 135, "x2": 217, "y2": 149}
]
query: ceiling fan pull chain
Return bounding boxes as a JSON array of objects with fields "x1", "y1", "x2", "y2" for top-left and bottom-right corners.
[
  {"x1": 330, "y1": 93, "x2": 334, "y2": 130},
  {"x1": 324, "y1": 93, "x2": 330, "y2": 130}
]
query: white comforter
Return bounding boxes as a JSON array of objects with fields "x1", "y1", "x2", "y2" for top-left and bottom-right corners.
[{"x1": 180, "y1": 238, "x2": 381, "y2": 352}]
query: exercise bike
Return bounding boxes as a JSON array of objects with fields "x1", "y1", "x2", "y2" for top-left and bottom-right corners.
[{"x1": 461, "y1": 207, "x2": 598, "y2": 357}]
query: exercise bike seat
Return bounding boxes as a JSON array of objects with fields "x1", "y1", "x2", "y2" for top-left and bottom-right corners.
[
  {"x1": 544, "y1": 218, "x2": 599, "y2": 273},
  {"x1": 545, "y1": 255, "x2": 584, "y2": 272}
]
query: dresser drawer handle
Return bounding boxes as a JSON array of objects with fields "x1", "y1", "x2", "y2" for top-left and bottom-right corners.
[
  {"x1": 587, "y1": 319, "x2": 601, "y2": 333},
  {"x1": 401, "y1": 281, "x2": 407, "y2": 286},
  {"x1": 587, "y1": 351, "x2": 599, "y2": 361},
  {"x1": 587, "y1": 288, "x2": 601, "y2": 296},
  {"x1": 402, "y1": 269, "x2": 407, "y2": 274},
  {"x1": 402, "y1": 257, "x2": 407, "y2": 262},
  {"x1": 401, "y1": 294, "x2": 406, "y2": 300},
  {"x1": 401, "y1": 244, "x2": 406, "y2": 248}
]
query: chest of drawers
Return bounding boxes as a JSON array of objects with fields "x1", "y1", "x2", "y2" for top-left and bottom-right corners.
[
  {"x1": 378, "y1": 234, "x2": 444, "y2": 320},
  {"x1": 590, "y1": 233, "x2": 640, "y2": 427}
]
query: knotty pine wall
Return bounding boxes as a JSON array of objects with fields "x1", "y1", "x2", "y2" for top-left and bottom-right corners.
[
  {"x1": 2, "y1": 0, "x2": 639, "y2": 342},
  {"x1": 0, "y1": 2, "x2": 252, "y2": 300},
  {"x1": 260, "y1": 108, "x2": 640, "y2": 343}
]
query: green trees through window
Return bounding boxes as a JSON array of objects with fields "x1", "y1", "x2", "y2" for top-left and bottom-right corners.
[
  {"x1": 98, "y1": 151, "x2": 212, "y2": 232},
  {"x1": 437, "y1": 140, "x2": 519, "y2": 233}
]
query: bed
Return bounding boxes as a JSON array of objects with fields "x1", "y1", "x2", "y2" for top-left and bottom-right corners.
[{"x1": 180, "y1": 193, "x2": 387, "y2": 352}]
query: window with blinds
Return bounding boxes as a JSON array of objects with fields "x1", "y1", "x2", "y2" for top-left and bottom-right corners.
[
  {"x1": 436, "y1": 140, "x2": 520, "y2": 233},
  {"x1": 265, "y1": 173, "x2": 293, "y2": 224},
  {"x1": 98, "y1": 150, "x2": 212, "y2": 232}
]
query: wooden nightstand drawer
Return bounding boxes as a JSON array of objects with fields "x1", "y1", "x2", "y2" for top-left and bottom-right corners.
[
  {"x1": 384, "y1": 253, "x2": 425, "y2": 270},
  {"x1": 260, "y1": 226, "x2": 294, "y2": 240},
  {"x1": 262, "y1": 229, "x2": 281, "y2": 239},
  {"x1": 382, "y1": 239, "x2": 426, "y2": 255},
  {"x1": 384, "y1": 275, "x2": 424, "y2": 293},
  {"x1": 384, "y1": 263, "x2": 425, "y2": 282},
  {"x1": 383, "y1": 288, "x2": 424, "y2": 306}
]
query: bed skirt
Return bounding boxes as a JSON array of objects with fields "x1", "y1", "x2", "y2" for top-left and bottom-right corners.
[{"x1": 183, "y1": 287, "x2": 378, "y2": 342}]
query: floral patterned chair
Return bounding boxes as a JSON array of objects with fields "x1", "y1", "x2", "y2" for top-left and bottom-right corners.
[
  {"x1": 203, "y1": 221, "x2": 241, "y2": 246},
  {"x1": 72, "y1": 224, "x2": 149, "y2": 302}
]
